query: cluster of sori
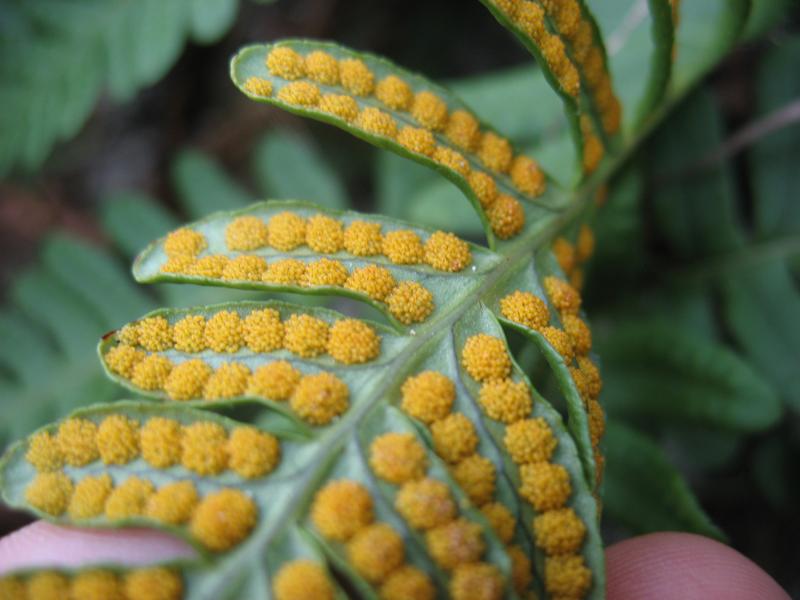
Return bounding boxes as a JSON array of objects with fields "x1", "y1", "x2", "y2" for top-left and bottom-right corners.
[
  {"x1": 457, "y1": 332, "x2": 592, "y2": 598},
  {"x1": 399, "y1": 370, "x2": 531, "y2": 597},
  {"x1": 0, "y1": 567, "x2": 182, "y2": 600},
  {"x1": 488, "y1": 0, "x2": 622, "y2": 173},
  {"x1": 271, "y1": 559, "x2": 338, "y2": 600},
  {"x1": 243, "y1": 45, "x2": 546, "y2": 240},
  {"x1": 310, "y1": 479, "x2": 436, "y2": 599},
  {"x1": 159, "y1": 216, "x2": 455, "y2": 324},
  {"x1": 540, "y1": 0, "x2": 621, "y2": 136},
  {"x1": 500, "y1": 276, "x2": 605, "y2": 486},
  {"x1": 311, "y1": 472, "x2": 514, "y2": 600},
  {"x1": 24, "y1": 415, "x2": 276, "y2": 551},
  {"x1": 552, "y1": 222, "x2": 595, "y2": 291},
  {"x1": 103, "y1": 308, "x2": 382, "y2": 424}
]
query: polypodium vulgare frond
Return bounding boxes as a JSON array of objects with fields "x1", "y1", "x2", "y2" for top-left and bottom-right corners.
[{"x1": 0, "y1": 1, "x2": 761, "y2": 598}]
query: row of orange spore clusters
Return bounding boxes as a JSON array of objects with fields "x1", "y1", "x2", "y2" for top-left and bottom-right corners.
[
  {"x1": 493, "y1": 0, "x2": 621, "y2": 137},
  {"x1": 311, "y1": 480, "x2": 433, "y2": 599},
  {"x1": 105, "y1": 351, "x2": 350, "y2": 426},
  {"x1": 165, "y1": 213, "x2": 472, "y2": 271},
  {"x1": 541, "y1": 0, "x2": 622, "y2": 136},
  {"x1": 0, "y1": 567, "x2": 182, "y2": 600},
  {"x1": 221, "y1": 213, "x2": 474, "y2": 270},
  {"x1": 311, "y1": 475, "x2": 512, "y2": 600},
  {"x1": 114, "y1": 309, "x2": 381, "y2": 364},
  {"x1": 24, "y1": 417, "x2": 267, "y2": 551},
  {"x1": 400, "y1": 370, "x2": 534, "y2": 595},
  {"x1": 490, "y1": 0, "x2": 621, "y2": 174},
  {"x1": 369, "y1": 417, "x2": 533, "y2": 598},
  {"x1": 500, "y1": 275, "x2": 605, "y2": 486},
  {"x1": 553, "y1": 222, "x2": 595, "y2": 291},
  {"x1": 459, "y1": 331, "x2": 593, "y2": 600},
  {"x1": 245, "y1": 46, "x2": 546, "y2": 239},
  {"x1": 26, "y1": 416, "x2": 280, "y2": 478},
  {"x1": 160, "y1": 226, "x2": 437, "y2": 324}
]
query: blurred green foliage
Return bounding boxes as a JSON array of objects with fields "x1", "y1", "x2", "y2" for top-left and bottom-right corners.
[{"x1": 0, "y1": 0, "x2": 249, "y2": 175}]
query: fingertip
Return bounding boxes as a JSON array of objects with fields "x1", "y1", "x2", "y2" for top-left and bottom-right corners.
[
  {"x1": 0, "y1": 521, "x2": 195, "y2": 574},
  {"x1": 606, "y1": 532, "x2": 788, "y2": 600}
]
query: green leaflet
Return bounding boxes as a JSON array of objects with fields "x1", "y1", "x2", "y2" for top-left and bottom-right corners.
[
  {"x1": 491, "y1": 256, "x2": 598, "y2": 490},
  {"x1": 650, "y1": 89, "x2": 744, "y2": 259},
  {"x1": 649, "y1": 81, "x2": 800, "y2": 411},
  {"x1": 479, "y1": 0, "x2": 624, "y2": 178},
  {"x1": 597, "y1": 322, "x2": 781, "y2": 431},
  {"x1": 229, "y1": 40, "x2": 564, "y2": 249},
  {"x1": 98, "y1": 300, "x2": 408, "y2": 431},
  {"x1": 479, "y1": 1, "x2": 580, "y2": 110},
  {"x1": 750, "y1": 38, "x2": 800, "y2": 239},
  {"x1": 0, "y1": 0, "x2": 241, "y2": 176},
  {"x1": 603, "y1": 420, "x2": 724, "y2": 540},
  {"x1": 637, "y1": 0, "x2": 674, "y2": 128},
  {"x1": 477, "y1": 0, "x2": 585, "y2": 170},
  {"x1": 721, "y1": 265, "x2": 800, "y2": 411},
  {"x1": 671, "y1": 0, "x2": 750, "y2": 91},
  {"x1": 742, "y1": 0, "x2": 793, "y2": 40},
  {"x1": 133, "y1": 200, "x2": 504, "y2": 330},
  {"x1": 451, "y1": 303, "x2": 605, "y2": 596}
]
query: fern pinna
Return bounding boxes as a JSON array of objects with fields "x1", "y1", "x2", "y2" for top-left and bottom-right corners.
[{"x1": 0, "y1": 1, "x2": 757, "y2": 598}]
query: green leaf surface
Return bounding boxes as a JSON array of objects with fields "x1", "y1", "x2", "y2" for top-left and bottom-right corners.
[
  {"x1": 10, "y1": 269, "x2": 106, "y2": 360},
  {"x1": 642, "y1": 70, "x2": 800, "y2": 412},
  {"x1": 588, "y1": 0, "x2": 656, "y2": 134},
  {"x1": 230, "y1": 40, "x2": 567, "y2": 250},
  {"x1": 133, "y1": 200, "x2": 503, "y2": 330},
  {"x1": 670, "y1": 0, "x2": 750, "y2": 92},
  {"x1": 721, "y1": 264, "x2": 800, "y2": 411},
  {"x1": 0, "y1": 311, "x2": 56, "y2": 389},
  {"x1": 399, "y1": 178, "x2": 486, "y2": 237},
  {"x1": 598, "y1": 322, "x2": 782, "y2": 431},
  {"x1": 603, "y1": 420, "x2": 724, "y2": 540},
  {"x1": 637, "y1": 0, "x2": 674, "y2": 127},
  {"x1": 742, "y1": 0, "x2": 792, "y2": 41}
]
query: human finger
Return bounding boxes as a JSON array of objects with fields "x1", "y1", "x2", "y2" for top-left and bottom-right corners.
[{"x1": 606, "y1": 531, "x2": 789, "y2": 600}]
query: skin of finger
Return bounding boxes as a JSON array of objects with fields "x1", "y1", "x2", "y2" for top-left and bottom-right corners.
[
  {"x1": 0, "y1": 521, "x2": 195, "y2": 574},
  {"x1": 606, "y1": 531, "x2": 789, "y2": 600}
]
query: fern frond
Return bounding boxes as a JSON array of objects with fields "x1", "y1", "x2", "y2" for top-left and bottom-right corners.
[{"x1": 0, "y1": 3, "x2": 784, "y2": 599}]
